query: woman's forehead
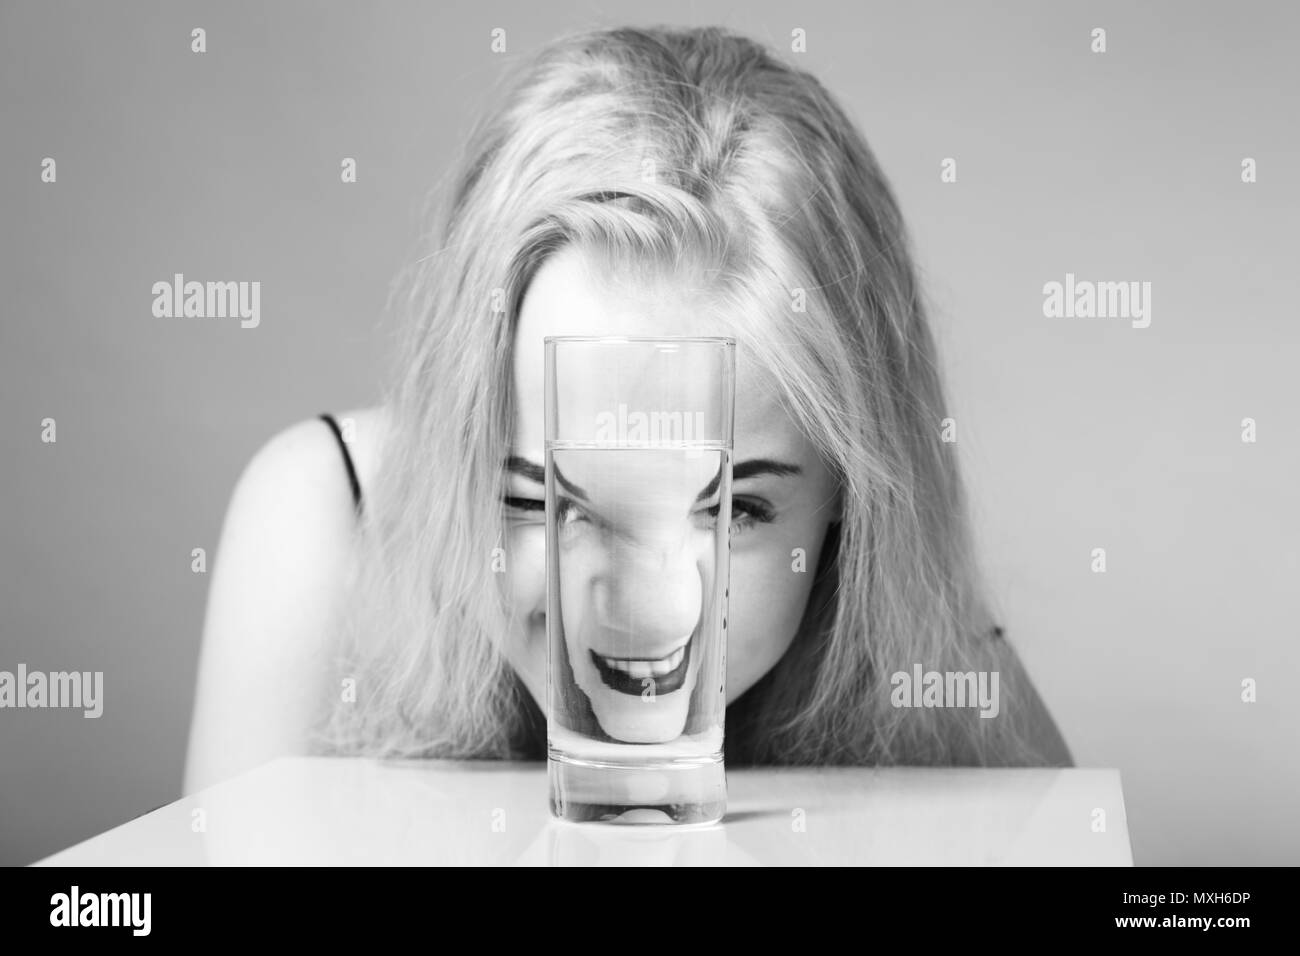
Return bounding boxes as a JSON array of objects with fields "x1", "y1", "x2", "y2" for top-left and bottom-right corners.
[
  {"x1": 514, "y1": 246, "x2": 729, "y2": 347},
  {"x1": 511, "y1": 249, "x2": 794, "y2": 457}
]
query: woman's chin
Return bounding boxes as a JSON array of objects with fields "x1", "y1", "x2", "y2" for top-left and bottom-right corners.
[
  {"x1": 590, "y1": 689, "x2": 692, "y2": 743},
  {"x1": 579, "y1": 658, "x2": 700, "y2": 743}
]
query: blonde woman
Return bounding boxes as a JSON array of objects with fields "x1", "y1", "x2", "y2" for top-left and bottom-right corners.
[{"x1": 184, "y1": 24, "x2": 1070, "y2": 795}]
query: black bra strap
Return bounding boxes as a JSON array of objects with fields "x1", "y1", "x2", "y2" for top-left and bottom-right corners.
[{"x1": 319, "y1": 413, "x2": 363, "y2": 514}]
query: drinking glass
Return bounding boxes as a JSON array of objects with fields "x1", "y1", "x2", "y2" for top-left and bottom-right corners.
[{"x1": 545, "y1": 336, "x2": 735, "y2": 825}]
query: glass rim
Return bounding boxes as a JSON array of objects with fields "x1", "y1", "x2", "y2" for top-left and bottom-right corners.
[{"x1": 543, "y1": 335, "x2": 735, "y2": 345}]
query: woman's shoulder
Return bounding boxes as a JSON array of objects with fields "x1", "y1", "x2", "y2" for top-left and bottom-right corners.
[
  {"x1": 184, "y1": 404, "x2": 391, "y2": 792},
  {"x1": 315, "y1": 405, "x2": 390, "y2": 504},
  {"x1": 213, "y1": 404, "x2": 392, "y2": 578},
  {"x1": 241, "y1": 405, "x2": 390, "y2": 510}
]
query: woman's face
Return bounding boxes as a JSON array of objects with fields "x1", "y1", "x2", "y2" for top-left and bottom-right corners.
[{"x1": 501, "y1": 246, "x2": 841, "y2": 726}]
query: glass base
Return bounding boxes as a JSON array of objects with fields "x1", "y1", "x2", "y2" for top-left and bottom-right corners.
[{"x1": 548, "y1": 753, "x2": 726, "y2": 825}]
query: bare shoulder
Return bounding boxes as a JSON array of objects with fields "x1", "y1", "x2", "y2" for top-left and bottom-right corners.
[
  {"x1": 214, "y1": 404, "x2": 392, "y2": 584},
  {"x1": 326, "y1": 405, "x2": 391, "y2": 499},
  {"x1": 229, "y1": 405, "x2": 390, "y2": 524},
  {"x1": 182, "y1": 406, "x2": 389, "y2": 794}
]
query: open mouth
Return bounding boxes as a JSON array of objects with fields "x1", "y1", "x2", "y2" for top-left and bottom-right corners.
[{"x1": 590, "y1": 637, "x2": 692, "y2": 697}]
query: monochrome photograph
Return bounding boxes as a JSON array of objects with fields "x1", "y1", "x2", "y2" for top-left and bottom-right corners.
[{"x1": 1, "y1": 0, "x2": 1294, "y2": 918}]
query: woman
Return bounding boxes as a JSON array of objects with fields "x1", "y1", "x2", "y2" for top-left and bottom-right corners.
[{"x1": 184, "y1": 24, "x2": 1070, "y2": 795}]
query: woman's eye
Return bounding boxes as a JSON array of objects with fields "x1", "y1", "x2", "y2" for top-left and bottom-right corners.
[
  {"x1": 696, "y1": 498, "x2": 775, "y2": 534},
  {"x1": 503, "y1": 495, "x2": 544, "y2": 514},
  {"x1": 510, "y1": 494, "x2": 771, "y2": 534},
  {"x1": 502, "y1": 495, "x2": 594, "y2": 526},
  {"x1": 556, "y1": 497, "x2": 589, "y2": 525}
]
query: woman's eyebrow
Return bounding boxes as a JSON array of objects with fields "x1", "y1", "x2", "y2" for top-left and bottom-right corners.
[
  {"x1": 506, "y1": 455, "x2": 589, "y2": 499},
  {"x1": 695, "y1": 459, "x2": 802, "y2": 503},
  {"x1": 506, "y1": 455, "x2": 801, "y2": 503},
  {"x1": 506, "y1": 456, "x2": 545, "y2": 484}
]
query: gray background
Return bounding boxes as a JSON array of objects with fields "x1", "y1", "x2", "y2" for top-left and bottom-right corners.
[{"x1": 2, "y1": 0, "x2": 1297, "y2": 866}]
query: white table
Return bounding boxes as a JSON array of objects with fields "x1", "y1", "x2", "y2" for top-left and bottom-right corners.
[{"x1": 36, "y1": 757, "x2": 1132, "y2": 866}]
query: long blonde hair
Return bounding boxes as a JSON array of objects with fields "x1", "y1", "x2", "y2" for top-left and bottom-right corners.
[{"x1": 315, "y1": 24, "x2": 1047, "y2": 766}]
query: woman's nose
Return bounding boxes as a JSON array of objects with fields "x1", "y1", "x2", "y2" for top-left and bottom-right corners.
[{"x1": 589, "y1": 534, "x2": 704, "y2": 652}]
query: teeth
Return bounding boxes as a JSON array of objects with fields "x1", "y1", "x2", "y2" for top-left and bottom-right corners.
[{"x1": 601, "y1": 644, "x2": 687, "y2": 677}]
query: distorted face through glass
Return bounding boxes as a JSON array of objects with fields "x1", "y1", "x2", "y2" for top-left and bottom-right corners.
[{"x1": 500, "y1": 245, "x2": 843, "y2": 743}]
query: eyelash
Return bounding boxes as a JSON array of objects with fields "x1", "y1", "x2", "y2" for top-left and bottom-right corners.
[
  {"x1": 503, "y1": 496, "x2": 545, "y2": 513},
  {"x1": 502, "y1": 496, "x2": 775, "y2": 533},
  {"x1": 702, "y1": 499, "x2": 775, "y2": 534}
]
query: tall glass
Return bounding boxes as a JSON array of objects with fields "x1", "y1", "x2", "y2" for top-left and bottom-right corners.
[{"x1": 545, "y1": 336, "x2": 735, "y2": 825}]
